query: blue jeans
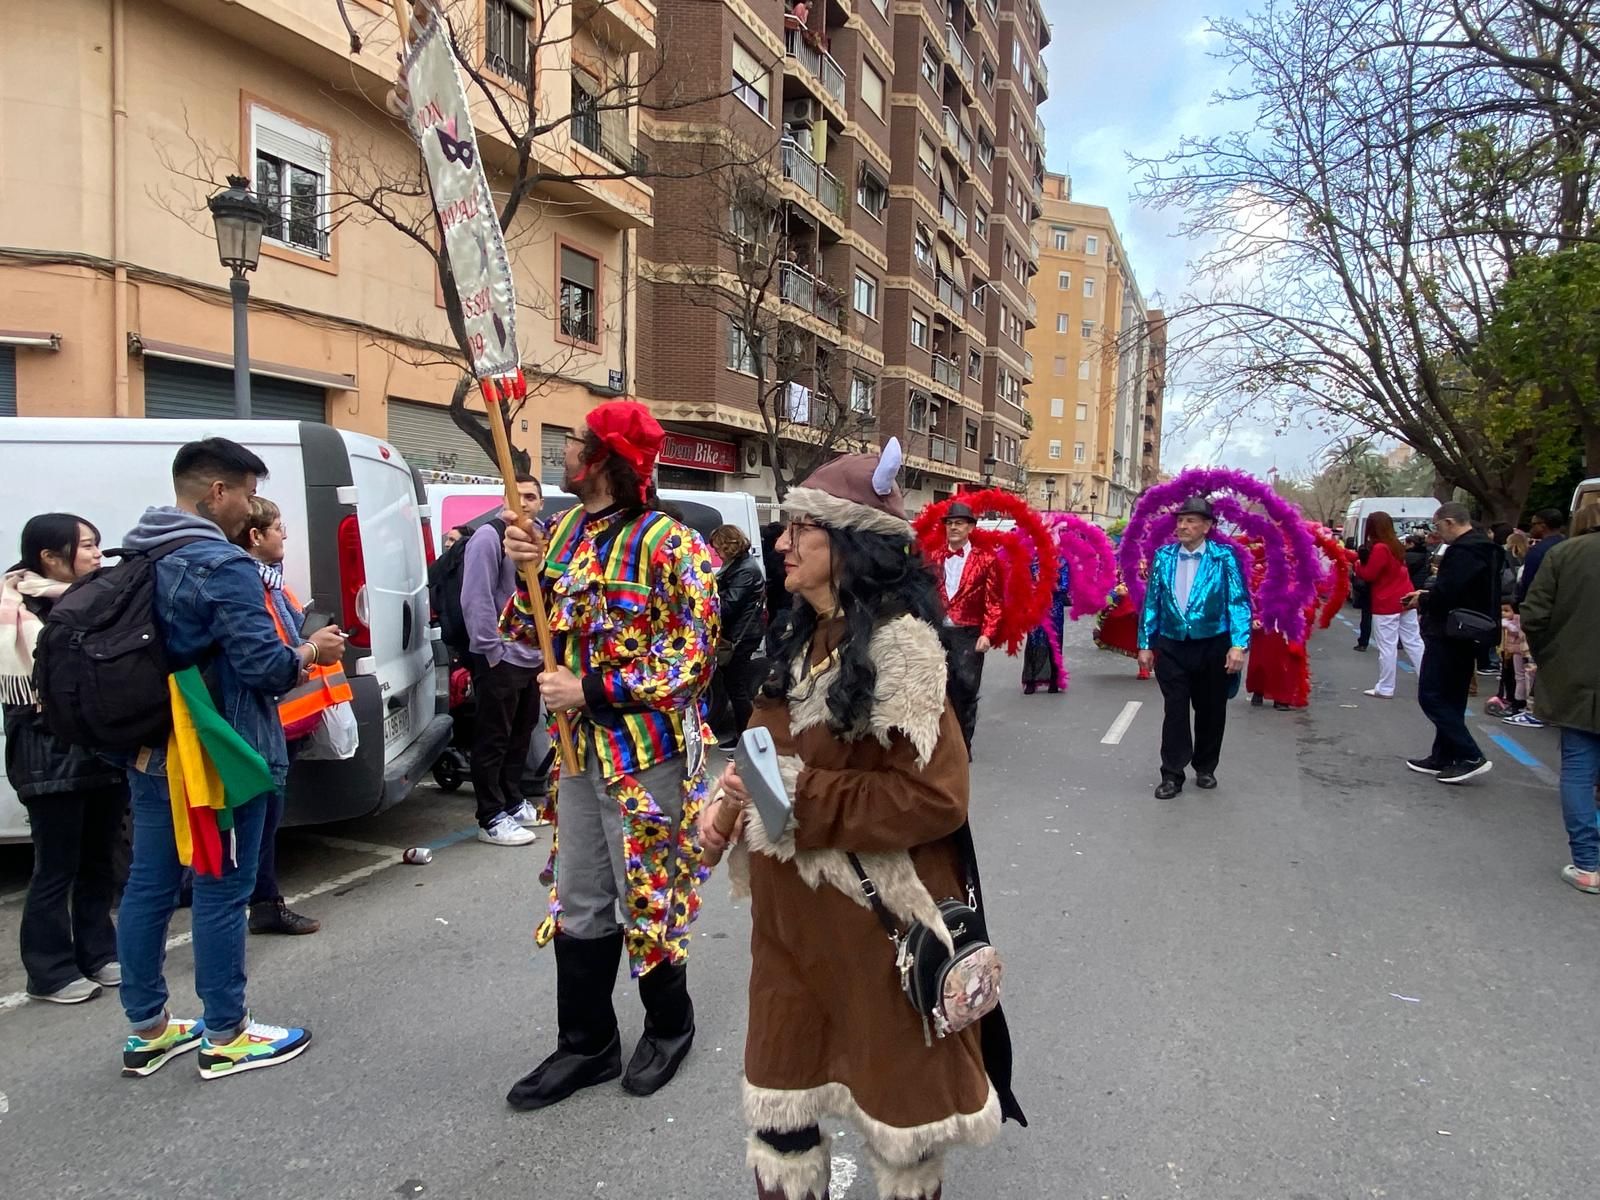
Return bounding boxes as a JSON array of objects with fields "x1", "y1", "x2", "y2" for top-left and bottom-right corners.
[
  {"x1": 117, "y1": 770, "x2": 266, "y2": 1036},
  {"x1": 1559, "y1": 728, "x2": 1600, "y2": 872}
]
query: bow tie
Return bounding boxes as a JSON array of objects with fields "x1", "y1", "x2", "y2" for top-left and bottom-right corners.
[{"x1": 1178, "y1": 550, "x2": 1203, "y2": 561}]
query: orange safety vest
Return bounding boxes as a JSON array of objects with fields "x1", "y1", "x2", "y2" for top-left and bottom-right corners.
[{"x1": 264, "y1": 585, "x2": 353, "y2": 737}]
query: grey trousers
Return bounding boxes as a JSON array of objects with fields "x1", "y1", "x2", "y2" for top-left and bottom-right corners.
[{"x1": 555, "y1": 755, "x2": 688, "y2": 940}]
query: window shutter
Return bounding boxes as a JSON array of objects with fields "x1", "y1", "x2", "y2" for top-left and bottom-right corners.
[
  {"x1": 561, "y1": 246, "x2": 598, "y2": 290},
  {"x1": 733, "y1": 42, "x2": 765, "y2": 86},
  {"x1": 253, "y1": 106, "x2": 329, "y2": 173}
]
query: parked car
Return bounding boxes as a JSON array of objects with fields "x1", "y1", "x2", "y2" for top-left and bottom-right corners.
[{"x1": 0, "y1": 418, "x2": 451, "y2": 843}]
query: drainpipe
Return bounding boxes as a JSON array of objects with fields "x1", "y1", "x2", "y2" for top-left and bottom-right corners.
[
  {"x1": 110, "y1": 0, "x2": 131, "y2": 417},
  {"x1": 619, "y1": 227, "x2": 630, "y2": 394}
]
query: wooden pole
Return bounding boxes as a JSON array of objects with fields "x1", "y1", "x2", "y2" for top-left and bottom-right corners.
[{"x1": 482, "y1": 376, "x2": 580, "y2": 776}]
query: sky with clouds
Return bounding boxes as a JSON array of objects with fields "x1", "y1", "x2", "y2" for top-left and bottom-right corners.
[{"x1": 1037, "y1": 0, "x2": 1338, "y2": 482}]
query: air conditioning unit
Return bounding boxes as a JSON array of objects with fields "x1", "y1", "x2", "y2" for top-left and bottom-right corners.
[{"x1": 786, "y1": 98, "x2": 820, "y2": 127}]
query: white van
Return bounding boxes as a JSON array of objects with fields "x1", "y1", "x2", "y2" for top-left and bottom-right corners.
[
  {"x1": 0, "y1": 419, "x2": 452, "y2": 843},
  {"x1": 1342, "y1": 496, "x2": 1438, "y2": 549},
  {"x1": 427, "y1": 481, "x2": 765, "y2": 577},
  {"x1": 1572, "y1": 478, "x2": 1600, "y2": 513}
]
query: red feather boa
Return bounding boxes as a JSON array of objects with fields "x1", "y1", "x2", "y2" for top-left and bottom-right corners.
[
  {"x1": 913, "y1": 490, "x2": 1058, "y2": 655},
  {"x1": 1312, "y1": 526, "x2": 1355, "y2": 630}
]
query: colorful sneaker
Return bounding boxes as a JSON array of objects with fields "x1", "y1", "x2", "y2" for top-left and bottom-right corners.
[
  {"x1": 1562, "y1": 865, "x2": 1600, "y2": 894},
  {"x1": 123, "y1": 1016, "x2": 205, "y2": 1077},
  {"x1": 197, "y1": 1016, "x2": 312, "y2": 1080}
]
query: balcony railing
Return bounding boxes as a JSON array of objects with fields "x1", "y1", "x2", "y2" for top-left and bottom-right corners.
[
  {"x1": 1028, "y1": 233, "x2": 1040, "y2": 261},
  {"x1": 779, "y1": 261, "x2": 816, "y2": 311},
  {"x1": 932, "y1": 354, "x2": 962, "y2": 391},
  {"x1": 936, "y1": 273, "x2": 966, "y2": 316},
  {"x1": 1034, "y1": 112, "x2": 1046, "y2": 146},
  {"x1": 572, "y1": 109, "x2": 648, "y2": 172},
  {"x1": 944, "y1": 23, "x2": 976, "y2": 85},
  {"x1": 941, "y1": 107, "x2": 973, "y2": 165},
  {"x1": 815, "y1": 286, "x2": 843, "y2": 327},
  {"x1": 817, "y1": 165, "x2": 845, "y2": 216},
  {"x1": 785, "y1": 27, "x2": 847, "y2": 106},
  {"x1": 1027, "y1": 293, "x2": 1038, "y2": 321},
  {"x1": 1037, "y1": 56, "x2": 1049, "y2": 88},
  {"x1": 929, "y1": 434, "x2": 961, "y2": 466},
  {"x1": 1022, "y1": 351, "x2": 1034, "y2": 378},
  {"x1": 781, "y1": 138, "x2": 845, "y2": 221},
  {"x1": 938, "y1": 191, "x2": 969, "y2": 242}
]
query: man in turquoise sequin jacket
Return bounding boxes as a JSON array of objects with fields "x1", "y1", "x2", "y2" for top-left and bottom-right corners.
[{"x1": 1137, "y1": 496, "x2": 1253, "y2": 799}]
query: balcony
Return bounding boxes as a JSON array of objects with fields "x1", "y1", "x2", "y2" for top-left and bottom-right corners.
[
  {"x1": 936, "y1": 274, "x2": 966, "y2": 316},
  {"x1": 944, "y1": 23, "x2": 976, "y2": 86},
  {"x1": 1022, "y1": 351, "x2": 1034, "y2": 378},
  {"x1": 938, "y1": 191, "x2": 968, "y2": 241},
  {"x1": 1028, "y1": 233, "x2": 1040, "y2": 262},
  {"x1": 781, "y1": 138, "x2": 845, "y2": 220},
  {"x1": 779, "y1": 261, "x2": 816, "y2": 311},
  {"x1": 572, "y1": 108, "x2": 648, "y2": 172},
  {"x1": 1025, "y1": 293, "x2": 1038, "y2": 326},
  {"x1": 785, "y1": 27, "x2": 847, "y2": 107},
  {"x1": 1037, "y1": 56, "x2": 1048, "y2": 90},
  {"x1": 941, "y1": 107, "x2": 973, "y2": 166},
  {"x1": 1034, "y1": 111, "x2": 1046, "y2": 146},
  {"x1": 932, "y1": 354, "x2": 962, "y2": 392},
  {"x1": 815, "y1": 285, "x2": 844, "y2": 327},
  {"x1": 817, "y1": 166, "x2": 845, "y2": 216}
]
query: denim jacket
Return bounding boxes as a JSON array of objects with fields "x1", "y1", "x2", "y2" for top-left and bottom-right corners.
[
  {"x1": 123, "y1": 508, "x2": 302, "y2": 786},
  {"x1": 1138, "y1": 539, "x2": 1254, "y2": 650}
]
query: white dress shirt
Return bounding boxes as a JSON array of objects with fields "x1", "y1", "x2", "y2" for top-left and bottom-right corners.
[
  {"x1": 1174, "y1": 547, "x2": 1204, "y2": 612},
  {"x1": 944, "y1": 545, "x2": 968, "y2": 601}
]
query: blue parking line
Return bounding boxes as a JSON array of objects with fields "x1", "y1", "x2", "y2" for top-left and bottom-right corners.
[
  {"x1": 424, "y1": 824, "x2": 485, "y2": 851},
  {"x1": 1489, "y1": 732, "x2": 1544, "y2": 770}
]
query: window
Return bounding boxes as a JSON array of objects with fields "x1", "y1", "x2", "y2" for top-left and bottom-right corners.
[
  {"x1": 964, "y1": 420, "x2": 980, "y2": 451},
  {"x1": 974, "y1": 206, "x2": 988, "y2": 238},
  {"x1": 851, "y1": 373, "x2": 876, "y2": 414},
  {"x1": 727, "y1": 321, "x2": 762, "y2": 374},
  {"x1": 1052, "y1": 228, "x2": 1069, "y2": 251},
  {"x1": 857, "y1": 167, "x2": 888, "y2": 218},
  {"x1": 1057, "y1": 271, "x2": 1071, "y2": 289},
  {"x1": 733, "y1": 42, "x2": 770, "y2": 118},
  {"x1": 1049, "y1": 396, "x2": 1064, "y2": 418},
  {"x1": 1085, "y1": 235, "x2": 1099, "y2": 255},
  {"x1": 1083, "y1": 277, "x2": 1096, "y2": 297},
  {"x1": 977, "y1": 133, "x2": 994, "y2": 168},
  {"x1": 1078, "y1": 360, "x2": 1091, "y2": 379},
  {"x1": 910, "y1": 390, "x2": 931, "y2": 432},
  {"x1": 980, "y1": 57, "x2": 995, "y2": 91},
  {"x1": 1076, "y1": 401, "x2": 1089, "y2": 421},
  {"x1": 1048, "y1": 439, "x2": 1062, "y2": 459},
  {"x1": 1081, "y1": 320, "x2": 1095, "y2": 338},
  {"x1": 853, "y1": 271, "x2": 878, "y2": 318},
  {"x1": 252, "y1": 105, "x2": 331, "y2": 258},
  {"x1": 1012, "y1": 40, "x2": 1022, "y2": 70},
  {"x1": 558, "y1": 245, "x2": 600, "y2": 345},
  {"x1": 1074, "y1": 441, "x2": 1087, "y2": 463},
  {"x1": 872, "y1": 0, "x2": 889, "y2": 15},
  {"x1": 922, "y1": 40, "x2": 941, "y2": 88},
  {"x1": 913, "y1": 225, "x2": 934, "y2": 273},
  {"x1": 485, "y1": 0, "x2": 533, "y2": 86},
  {"x1": 968, "y1": 349, "x2": 983, "y2": 379},
  {"x1": 860, "y1": 61, "x2": 886, "y2": 119},
  {"x1": 1056, "y1": 314, "x2": 1069, "y2": 334},
  {"x1": 971, "y1": 280, "x2": 987, "y2": 310},
  {"x1": 1052, "y1": 355, "x2": 1066, "y2": 375},
  {"x1": 911, "y1": 310, "x2": 930, "y2": 349},
  {"x1": 917, "y1": 135, "x2": 937, "y2": 177}
]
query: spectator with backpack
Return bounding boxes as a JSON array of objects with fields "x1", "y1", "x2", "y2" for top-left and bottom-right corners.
[
  {"x1": 461, "y1": 474, "x2": 547, "y2": 846},
  {"x1": 2, "y1": 514, "x2": 127, "y2": 1005},
  {"x1": 60, "y1": 438, "x2": 345, "y2": 1079}
]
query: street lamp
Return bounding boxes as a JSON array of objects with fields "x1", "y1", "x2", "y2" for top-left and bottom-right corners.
[
  {"x1": 1044, "y1": 477, "x2": 1057, "y2": 511},
  {"x1": 207, "y1": 175, "x2": 271, "y2": 419},
  {"x1": 982, "y1": 453, "x2": 997, "y2": 489},
  {"x1": 1088, "y1": 490, "x2": 1100, "y2": 520}
]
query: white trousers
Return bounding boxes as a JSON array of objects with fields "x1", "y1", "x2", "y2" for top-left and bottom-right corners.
[{"x1": 1373, "y1": 610, "x2": 1425, "y2": 695}]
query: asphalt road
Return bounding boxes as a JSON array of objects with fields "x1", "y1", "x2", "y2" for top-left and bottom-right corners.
[{"x1": 0, "y1": 615, "x2": 1592, "y2": 1200}]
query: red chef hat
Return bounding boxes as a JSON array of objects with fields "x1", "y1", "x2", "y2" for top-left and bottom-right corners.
[{"x1": 584, "y1": 400, "x2": 664, "y2": 503}]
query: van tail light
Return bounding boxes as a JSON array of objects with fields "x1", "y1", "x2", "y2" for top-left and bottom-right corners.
[
  {"x1": 337, "y1": 514, "x2": 372, "y2": 648},
  {"x1": 420, "y1": 516, "x2": 438, "y2": 623}
]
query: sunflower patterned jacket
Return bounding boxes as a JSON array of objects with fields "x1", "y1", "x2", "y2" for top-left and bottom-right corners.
[{"x1": 501, "y1": 503, "x2": 721, "y2": 780}]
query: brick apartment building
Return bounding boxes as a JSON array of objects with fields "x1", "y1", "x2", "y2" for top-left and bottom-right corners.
[
  {"x1": 1022, "y1": 173, "x2": 1163, "y2": 523},
  {"x1": 636, "y1": 0, "x2": 1050, "y2": 505}
]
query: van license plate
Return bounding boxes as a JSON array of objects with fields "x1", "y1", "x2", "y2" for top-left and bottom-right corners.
[{"x1": 384, "y1": 709, "x2": 409, "y2": 745}]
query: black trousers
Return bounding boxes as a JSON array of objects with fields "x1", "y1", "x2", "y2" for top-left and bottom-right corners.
[
  {"x1": 1418, "y1": 636, "x2": 1481, "y2": 765},
  {"x1": 1357, "y1": 598, "x2": 1373, "y2": 648},
  {"x1": 946, "y1": 625, "x2": 986, "y2": 755},
  {"x1": 1153, "y1": 634, "x2": 1231, "y2": 782},
  {"x1": 470, "y1": 660, "x2": 543, "y2": 827},
  {"x1": 20, "y1": 785, "x2": 126, "y2": 993}
]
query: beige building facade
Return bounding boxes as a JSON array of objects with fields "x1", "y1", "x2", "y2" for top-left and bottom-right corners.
[{"x1": 2, "y1": 0, "x2": 652, "y2": 482}]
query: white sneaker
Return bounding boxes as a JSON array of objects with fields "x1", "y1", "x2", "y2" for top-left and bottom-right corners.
[
  {"x1": 506, "y1": 800, "x2": 550, "y2": 829},
  {"x1": 29, "y1": 977, "x2": 102, "y2": 1004},
  {"x1": 477, "y1": 814, "x2": 537, "y2": 846},
  {"x1": 1363, "y1": 688, "x2": 1392, "y2": 698},
  {"x1": 90, "y1": 962, "x2": 122, "y2": 987}
]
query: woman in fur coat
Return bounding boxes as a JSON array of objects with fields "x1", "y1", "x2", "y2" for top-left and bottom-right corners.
[{"x1": 702, "y1": 441, "x2": 1023, "y2": 1200}]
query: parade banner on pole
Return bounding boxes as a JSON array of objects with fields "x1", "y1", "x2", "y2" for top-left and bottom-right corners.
[{"x1": 399, "y1": 12, "x2": 520, "y2": 380}]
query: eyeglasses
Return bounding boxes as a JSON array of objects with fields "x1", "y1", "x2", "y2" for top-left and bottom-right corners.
[
  {"x1": 563, "y1": 433, "x2": 586, "y2": 447},
  {"x1": 784, "y1": 518, "x2": 828, "y2": 541}
]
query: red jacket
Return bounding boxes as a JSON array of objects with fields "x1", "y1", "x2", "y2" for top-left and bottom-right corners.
[
  {"x1": 1354, "y1": 542, "x2": 1412, "y2": 615},
  {"x1": 931, "y1": 543, "x2": 1004, "y2": 640}
]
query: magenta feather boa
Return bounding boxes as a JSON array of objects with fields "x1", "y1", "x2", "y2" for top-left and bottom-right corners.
[
  {"x1": 1120, "y1": 466, "x2": 1326, "y2": 643},
  {"x1": 1044, "y1": 512, "x2": 1119, "y2": 620}
]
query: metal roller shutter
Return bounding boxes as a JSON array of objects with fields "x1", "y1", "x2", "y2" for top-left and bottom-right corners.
[
  {"x1": 143, "y1": 359, "x2": 326, "y2": 421},
  {"x1": 0, "y1": 348, "x2": 15, "y2": 416},
  {"x1": 385, "y1": 398, "x2": 496, "y2": 475}
]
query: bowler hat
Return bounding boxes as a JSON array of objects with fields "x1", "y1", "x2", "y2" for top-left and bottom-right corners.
[
  {"x1": 944, "y1": 501, "x2": 977, "y2": 523},
  {"x1": 1175, "y1": 495, "x2": 1214, "y2": 519}
]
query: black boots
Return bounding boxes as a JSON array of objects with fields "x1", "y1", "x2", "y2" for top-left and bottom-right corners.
[
  {"x1": 622, "y1": 960, "x2": 695, "y2": 1095},
  {"x1": 506, "y1": 931, "x2": 623, "y2": 1111}
]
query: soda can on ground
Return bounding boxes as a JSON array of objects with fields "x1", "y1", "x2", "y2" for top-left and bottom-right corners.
[{"x1": 403, "y1": 847, "x2": 433, "y2": 865}]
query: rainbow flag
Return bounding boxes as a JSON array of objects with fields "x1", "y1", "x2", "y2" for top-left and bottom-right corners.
[{"x1": 165, "y1": 667, "x2": 274, "y2": 877}]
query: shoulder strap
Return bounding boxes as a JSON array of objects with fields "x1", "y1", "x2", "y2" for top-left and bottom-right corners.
[
  {"x1": 847, "y1": 819, "x2": 986, "y2": 943},
  {"x1": 846, "y1": 853, "x2": 904, "y2": 942}
]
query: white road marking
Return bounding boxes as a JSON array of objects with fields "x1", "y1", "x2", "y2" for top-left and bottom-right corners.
[
  {"x1": 0, "y1": 853, "x2": 408, "y2": 1015},
  {"x1": 291, "y1": 833, "x2": 407, "y2": 858},
  {"x1": 1100, "y1": 700, "x2": 1142, "y2": 745}
]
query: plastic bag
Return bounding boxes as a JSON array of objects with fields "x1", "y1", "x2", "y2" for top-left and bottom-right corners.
[{"x1": 299, "y1": 701, "x2": 359, "y2": 761}]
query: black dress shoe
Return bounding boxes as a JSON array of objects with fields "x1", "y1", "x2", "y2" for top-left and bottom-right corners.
[
  {"x1": 1250, "y1": 693, "x2": 1264, "y2": 707},
  {"x1": 1274, "y1": 701, "x2": 1291, "y2": 711},
  {"x1": 1195, "y1": 773, "x2": 1217, "y2": 789},
  {"x1": 1154, "y1": 779, "x2": 1182, "y2": 800},
  {"x1": 249, "y1": 900, "x2": 320, "y2": 935}
]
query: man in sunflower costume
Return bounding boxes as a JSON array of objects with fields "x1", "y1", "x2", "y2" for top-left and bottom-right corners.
[{"x1": 499, "y1": 400, "x2": 720, "y2": 1111}]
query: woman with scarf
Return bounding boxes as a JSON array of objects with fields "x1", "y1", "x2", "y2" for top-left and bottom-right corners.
[
  {"x1": 701, "y1": 442, "x2": 1023, "y2": 1200},
  {"x1": 3, "y1": 513, "x2": 127, "y2": 1004},
  {"x1": 233, "y1": 497, "x2": 321, "y2": 936}
]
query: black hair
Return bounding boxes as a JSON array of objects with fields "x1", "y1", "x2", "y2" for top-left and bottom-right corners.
[
  {"x1": 760, "y1": 524, "x2": 948, "y2": 740},
  {"x1": 579, "y1": 429, "x2": 658, "y2": 519},
  {"x1": 514, "y1": 471, "x2": 542, "y2": 495},
  {"x1": 1533, "y1": 508, "x2": 1566, "y2": 531},
  {"x1": 172, "y1": 437, "x2": 268, "y2": 489},
  {"x1": 15, "y1": 512, "x2": 100, "y2": 577}
]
